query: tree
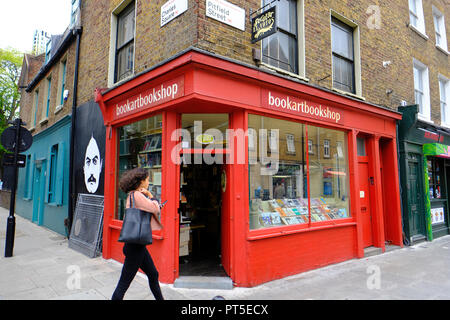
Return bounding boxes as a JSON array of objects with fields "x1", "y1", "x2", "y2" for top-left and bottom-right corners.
[{"x1": 0, "y1": 47, "x2": 23, "y2": 180}]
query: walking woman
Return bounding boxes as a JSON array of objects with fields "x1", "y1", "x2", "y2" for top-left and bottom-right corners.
[{"x1": 112, "y1": 167, "x2": 164, "y2": 300}]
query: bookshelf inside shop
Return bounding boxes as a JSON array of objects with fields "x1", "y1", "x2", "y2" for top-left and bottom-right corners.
[{"x1": 117, "y1": 116, "x2": 162, "y2": 220}]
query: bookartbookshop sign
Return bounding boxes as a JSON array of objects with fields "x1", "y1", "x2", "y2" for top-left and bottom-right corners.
[
  {"x1": 114, "y1": 76, "x2": 185, "y2": 120},
  {"x1": 161, "y1": 0, "x2": 188, "y2": 27},
  {"x1": 261, "y1": 89, "x2": 344, "y2": 124},
  {"x1": 206, "y1": 0, "x2": 245, "y2": 31},
  {"x1": 251, "y1": 6, "x2": 276, "y2": 43}
]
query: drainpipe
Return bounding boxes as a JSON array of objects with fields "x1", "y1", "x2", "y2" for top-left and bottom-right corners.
[{"x1": 68, "y1": 25, "x2": 83, "y2": 236}]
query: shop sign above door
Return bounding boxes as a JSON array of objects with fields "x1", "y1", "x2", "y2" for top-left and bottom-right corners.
[
  {"x1": 251, "y1": 6, "x2": 276, "y2": 43},
  {"x1": 161, "y1": 0, "x2": 188, "y2": 27},
  {"x1": 206, "y1": 0, "x2": 245, "y2": 31},
  {"x1": 261, "y1": 89, "x2": 344, "y2": 124},
  {"x1": 114, "y1": 76, "x2": 184, "y2": 120}
]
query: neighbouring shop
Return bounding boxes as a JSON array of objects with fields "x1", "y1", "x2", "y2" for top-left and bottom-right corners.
[
  {"x1": 95, "y1": 48, "x2": 403, "y2": 287},
  {"x1": 398, "y1": 105, "x2": 450, "y2": 245}
]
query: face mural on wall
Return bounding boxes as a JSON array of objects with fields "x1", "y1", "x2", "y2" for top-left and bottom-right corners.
[
  {"x1": 84, "y1": 135, "x2": 103, "y2": 193},
  {"x1": 74, "y1": 101, "x2": 106, "y2": 196}
]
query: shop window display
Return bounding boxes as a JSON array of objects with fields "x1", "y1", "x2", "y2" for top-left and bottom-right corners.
[
  {"x1": 248, "y1": 114, "x2": 350, "y2": 230},
  {"x1": 117, "y1": 114, "x2": 162, "y2": 220}
]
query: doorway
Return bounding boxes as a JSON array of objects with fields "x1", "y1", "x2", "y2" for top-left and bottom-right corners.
[
  {"x1": 357, "y1": 136, "x2": 373, "y2": 248},
  {"x1": 178, "y1": 162, "x2": 227, "y2": 277},
  {"x1": 32, "y1": 160, "x2": 46, "y2": 226}
]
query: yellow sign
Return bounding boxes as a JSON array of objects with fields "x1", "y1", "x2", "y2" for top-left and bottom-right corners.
[{"x1": 195, "y1": 134, "x2": 215, "y2": 144}]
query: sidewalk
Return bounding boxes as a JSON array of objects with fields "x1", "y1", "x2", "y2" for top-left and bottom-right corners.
[{"x1": 1, "y1": 206, "x2": 450, "y2": 300}]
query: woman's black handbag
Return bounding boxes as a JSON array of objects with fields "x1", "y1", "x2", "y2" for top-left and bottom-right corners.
[{"x1": 118, "y1": 192, "x2": 152, "y2": 245}]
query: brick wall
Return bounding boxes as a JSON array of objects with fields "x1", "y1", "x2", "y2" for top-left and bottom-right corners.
[{"x1": 19, "y1": 42, "x2": 77, "y2": 136}]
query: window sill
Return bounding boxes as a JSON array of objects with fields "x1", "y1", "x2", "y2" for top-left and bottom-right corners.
[
  {"x1": 331, "y1": 87, "x2": 365, "y2": 101},
  {"x1": 39, "y1": 118, "x2": 48, "y2": 126},
  {"x1": 54, "y1": 105, "x2": 63, "y2": 114},
  {"x1": 259, "y1": 62, "x2": 309, "y2": 83},
  {"x1": 440, "y1": 122, "x2": 450, "y2": 129},
  {"x1": 436, "y1": 45, "x2": 449, "y2": 56},
  {"x1": 408, "y1": 24, "x2": 429, "y2": 40},
  {"x1": 418, "y1": 114, "x2": 433, "y2": 124},
  {"x1": 247, "y1": 219, "x2": 356, "y2": 241}
]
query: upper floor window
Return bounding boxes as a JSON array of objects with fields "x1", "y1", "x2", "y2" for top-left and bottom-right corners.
[
  {"x1": 45, "y1": 76, "x2": 52, "y2": 119},
  {"x1": 413, "y1": 59, "x2": 430, "y2": 121},
  {"x1": 331, "y1": 17, "x2": 355, "y2": 94},
  {"x1": 71, "y1": 0, "x2": 80, "y2": 26},
  {"x1": 409, "y1": 0, "x2": 426, "y2": 35},
  {"x1": 440, "y1": 76, "x2": 450, "y2": 126},
  {"x1": 433, "y1": 6, "x2": 448, "y2": 52},
  {"x1": 115, "y1": 1, "x2": 135, "y2": 82},
  {"x1": 45, "y1": 39, "x2": 52, "y2": 63},
  {"x1": 34, "y1": 90, "x2": 39, "y2": 127},
  {"x1": 59, "y1": 60, "x2": 67, "y2": 106},
  {"x1": 261, "y1": 0, "x2": 298, "y2": 75}
]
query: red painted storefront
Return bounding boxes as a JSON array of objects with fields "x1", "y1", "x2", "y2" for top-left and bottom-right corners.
[{"x1": 95, "y1": 49, "x2": 403, "y2": 287}]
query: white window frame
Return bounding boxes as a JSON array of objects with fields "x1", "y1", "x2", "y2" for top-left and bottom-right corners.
[
  {"x1": 439, "y1": 75, "x2": 450, "y2": 127},
  {"x1": 286, "y1": 134, "x2": 296, "y2": 154},
  {"x1": 413, "y1": 59, "x2": 431, "y2": 122},
  {"x1": 323, "y1": 139, "x2": 330, "y2": 158},
  {"x1": 432, "y1": 6, "x2": 448, "y2": 53},
  {"x1": 308, "y1": 139, "x2": 314, "y2": 154},
  {"x1": 330, "y1": 10, "x2": 363, "y2": 99},
  {"x1": 108, "y1": 0, "x2": 136, "y2": 87},
  {"x1": 259, "y1": 0, "x2": 307, "y2": 80},
  {"x1": 409, "y1": 0, "x2": 426, "y2": 37}
]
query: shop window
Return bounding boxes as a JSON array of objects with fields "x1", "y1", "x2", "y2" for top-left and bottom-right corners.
[
  {"x1": 117, "y1": 114, "x2": 162, "y2": 220},
  {"x1": 413, "y1": 59, "x2": 431, "y2": 121},
  {"x1": 248, "y1": 114, "x2": 350, "y2": 230},
  {"x1": 114, "y1": 1, "x2": 135, "y2": 83},
  {"x1": 261, "y1": 0, "x2": 298, "y2": 75},
  {"x1": 427, "y1": 158, "x2": 443, "y2": 200}
]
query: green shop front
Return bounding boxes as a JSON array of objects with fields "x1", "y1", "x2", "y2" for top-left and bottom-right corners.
[{"x1": 398, "y1": 105, "x2": 450, "y2": 244}]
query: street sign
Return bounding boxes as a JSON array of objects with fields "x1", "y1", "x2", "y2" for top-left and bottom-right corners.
[
  {"x1": 1, "y1": 126, "x2": 33, "y2": 153},
  {"x1": 3, "y1": 153, "x2": 26, "y2": 167}
]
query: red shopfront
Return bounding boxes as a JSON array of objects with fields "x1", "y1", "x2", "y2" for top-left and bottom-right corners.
[{"x1": 95, "y1": 49, "x2": 403, "y2": 287}]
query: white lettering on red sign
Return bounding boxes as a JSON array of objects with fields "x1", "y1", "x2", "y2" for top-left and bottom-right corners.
[
  {"x1": 114, "y1": 77, "x2": 184, "y2": 119},
  {"x1": 264, "y1": 90, "x2": 343, "y2": 124}
]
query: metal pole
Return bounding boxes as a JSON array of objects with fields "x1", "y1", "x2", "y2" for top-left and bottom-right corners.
[{"x1": 4, "y1": 118, "x2": 22, "y2": 257}]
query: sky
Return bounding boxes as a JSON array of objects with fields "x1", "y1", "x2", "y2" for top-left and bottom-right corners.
[{"x1": 0, "y1": 0, "x2": 72, "y2": 53}]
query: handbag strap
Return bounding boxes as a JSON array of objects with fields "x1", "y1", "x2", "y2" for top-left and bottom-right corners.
[{"x1": 129, "y1": 191, "x2": 136, "y2": 208}]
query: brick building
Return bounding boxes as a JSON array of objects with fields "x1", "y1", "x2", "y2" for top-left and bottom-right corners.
[{"x1": 17, "y1": 0, "x2": 448, "y2": 287}]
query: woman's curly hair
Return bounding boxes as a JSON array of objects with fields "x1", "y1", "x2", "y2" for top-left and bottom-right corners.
[{"x1": 119, "y1": 167, "x2": 149, "y2": 193}]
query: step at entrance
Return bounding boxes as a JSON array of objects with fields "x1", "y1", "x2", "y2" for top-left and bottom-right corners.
[
  {"x1": 364, "y1": 246, "x2": 383, "y2": 257},
  {"x1": 174, "y1": 276, "x2": 233, "y2": 290}
]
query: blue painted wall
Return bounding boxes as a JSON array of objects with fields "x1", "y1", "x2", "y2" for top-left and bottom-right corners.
[{"x1": 16, "y1": 115, "x2": 71, "y2": 236}]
